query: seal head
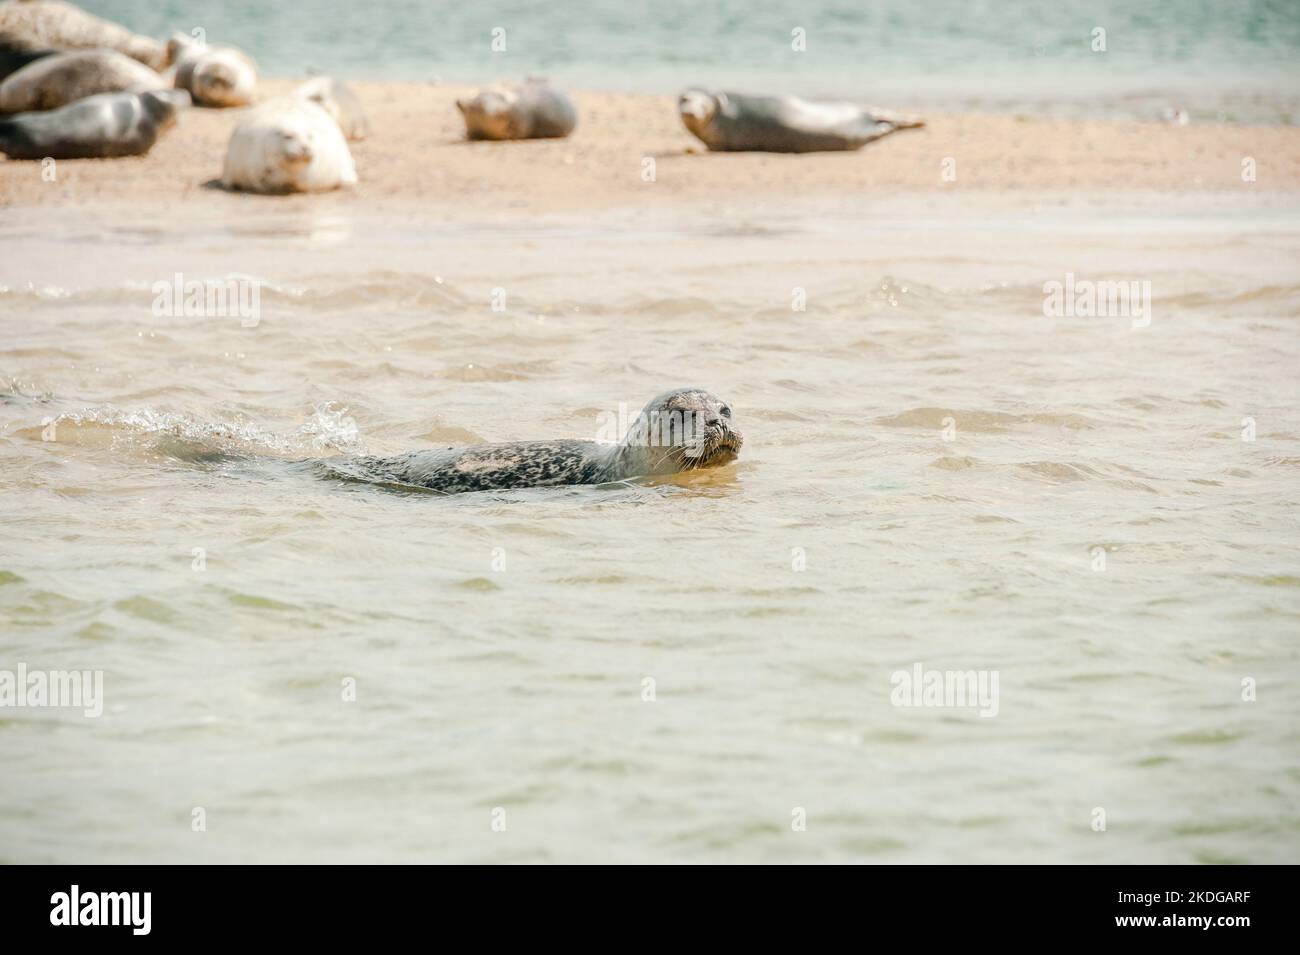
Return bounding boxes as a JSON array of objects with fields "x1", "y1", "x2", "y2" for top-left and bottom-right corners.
[
  {"x1": 456, "y1": 87, "x2": 520, "y2": 140},
  {"x1": 609, "y1": 387, "x2": 742, "y2": 477},
  {"x1": 678, "y1": 88, "x2": 722, "y2": 139}
]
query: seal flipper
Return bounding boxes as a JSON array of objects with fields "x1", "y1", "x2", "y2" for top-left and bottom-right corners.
[
  {"x1": 863, "y1": 106, "x2": 924, "y2": 129},
  {"x1": 781, "y1": 99, "x2": 910, "y2": 148}
]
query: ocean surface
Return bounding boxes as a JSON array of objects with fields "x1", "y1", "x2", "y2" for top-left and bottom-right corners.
[
  {"x1": 80, "y1": 0, "x2": 1300, "y2": 122},
  {"x1": 1, "y1": 194, "x2": 1298, "y2": 863}
]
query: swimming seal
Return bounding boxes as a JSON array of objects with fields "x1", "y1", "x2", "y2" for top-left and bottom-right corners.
[
  {"x1": 0, "y1": 87, "x2": 187, "y2": 159},
  {"x1": 329, "y1": 388, "x2": 742, "y2": 494},
  {"x1": 678, "y1": 88, "x2": 922, "y2": 153},
  {"x1": 456, "y1": 79, "x2": 577, "y2": 141},
  {"x1": 0, "y1": 0, "x2": 170, "y2": 72},
  {"x1": 0, "y1": 48, "x2": 162, "y2": 113}
]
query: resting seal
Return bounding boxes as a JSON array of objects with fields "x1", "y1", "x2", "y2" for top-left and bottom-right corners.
[
  {"x1": 678, "y1": 88, "x2": 922, "y2": 153},
  {"x1": 221, "y1": 96, "x2": 356, "y2": 194},
  {"x1": 168, "y1": 33, "x2": 256, "y2": 108},
  {"x1": 330, "y1": 388, "x2": 742, "y2": 494},
  {"x1": 0, "y1": 44, "x2": 52, "y2": 84},
  {"x1": 0, "y1": 87, "x2": 186, "y2": 158},
  {"x1": 294, "y1": 76, "x2": 368, "y2": 141},
  {"x1": 0, "y1": 48, "x2": 162, "y2": 112},
  {"x1": 456, "y1": 79, "x2": 576, "y2": 141},
  {"x1": 0, "y1": 0, "x2": 170, "y2": 72}
]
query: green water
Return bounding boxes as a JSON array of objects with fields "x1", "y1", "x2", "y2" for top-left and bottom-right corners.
[{"x1": 84, "y1": 0, "x2": 1300, "y2": 120}]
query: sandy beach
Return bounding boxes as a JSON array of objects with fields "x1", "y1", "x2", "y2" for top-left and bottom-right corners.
[{"x1": 3, "y1": 80, "x2": 1299, "y2": 213}]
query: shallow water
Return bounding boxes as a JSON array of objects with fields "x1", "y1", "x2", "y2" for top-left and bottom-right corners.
[
  {"x1": 1, "y1": 194, "x2": 1299, "y2": 863},
  {"x1": 84, "y1": 0, "x2": 1300, "y2": 122}
]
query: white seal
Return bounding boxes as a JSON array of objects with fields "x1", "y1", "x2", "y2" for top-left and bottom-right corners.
[{"x1": 221, "y1": 96, "x2": 357, "y2": 194}]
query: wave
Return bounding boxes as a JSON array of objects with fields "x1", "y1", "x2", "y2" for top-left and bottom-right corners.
[
  {"x1": 16, "y1": 403, "x2": 367, "y2": 459},
  {"x1": 0, "y1": 272, "x2": 470, "y2": 312},
  {"x1": 876, "y1": 407, "x2": 1103, "y2": 432},
  {"x1": 3, "y1": 273, "x2": 1295, "y2": 325}
]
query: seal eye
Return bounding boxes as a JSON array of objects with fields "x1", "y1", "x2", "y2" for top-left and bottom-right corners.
[{"x1": 720, "y1": 406, "x2": 731, "y2": 418}]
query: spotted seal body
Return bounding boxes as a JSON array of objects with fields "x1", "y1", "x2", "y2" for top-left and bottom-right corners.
[
  {"x1": 0, "y1": 0, "x2": 170, "y2": 73},
  {"x1": 678, "y1": 88, "x2": 922, "y2": 153},
  {"x1": 0, "y1": 48, "x2": 162, "y2": 113},
  {"x1": 0, "y1": 87, "x2": 186, "y2": 158},
  {"x1": 332, "y1": 388, "x2": 742, "y2": 494},
  {"x1": 456, "y1": 79, "x2": 577, "y2": 141}
]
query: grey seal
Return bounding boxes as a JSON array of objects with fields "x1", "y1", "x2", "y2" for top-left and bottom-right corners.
[
  {"x1": 456, "y1": 79, "x2": 577, "y2": 141},
  {"x1": 0, "y1": 44, "x2": 52, "y2": 83},
  {"x1": 0, "y1": 48, "x2": 162, "y2": 113},
  {"x1": 0, "y1": 0, "x2": 170, "y2": 72},
  {"x1": 327, "y1": 388, "x2": 742, "y2": 494},
  {"x1": 0, "y1": 87, "x2": 187, "y2": 159},
  {"x1": 678, "y1": 88, "x2": 922, "y2": 153}
]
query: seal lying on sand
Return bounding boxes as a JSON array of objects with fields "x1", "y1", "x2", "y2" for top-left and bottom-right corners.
[
  {"x1": 0, "y1": 0, "x2": 170, "y2": 71},
  {"x1": 294, "y1": 76, "x2": 368, "y2": 141},
  {"x1": 0, "y1": 48, "x2": 162, "y2": 112},
  {"x1": 0, "y1": 87, "x2": 187, "y2": 158},
  {"x1": 456, "y1": 79, "x2": 577, "y2": 141},
  {"x1": 221, "y1": 96, "x2": 356, "y2": 194},
  {"x1": 168, "y1": 32, "x2": 256, "y2": 108},
  {"x1": 678, "y1": 88, "x2": 922, "y2": 153},
  {"x1": 330, "y1": 388, "x2": 742, "y2": 494},
  {"x1": 0, "y1": 43, "x2": 52, "y2": 83}
]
